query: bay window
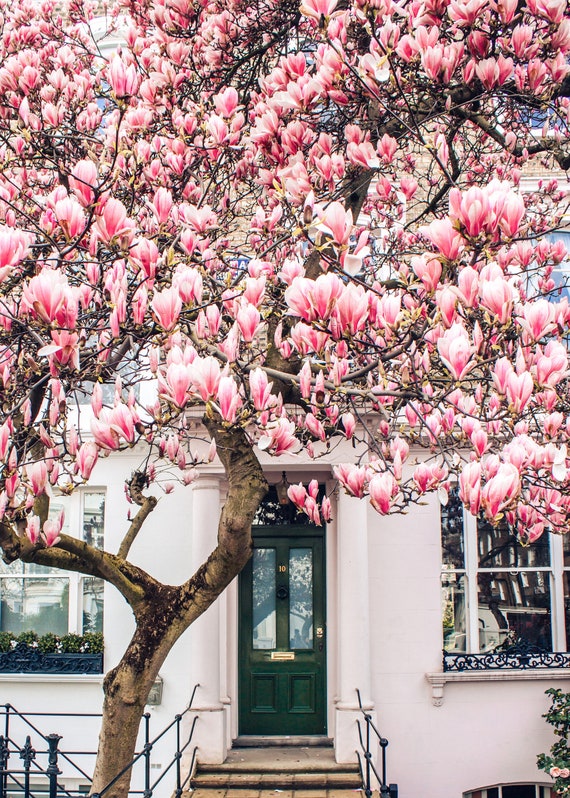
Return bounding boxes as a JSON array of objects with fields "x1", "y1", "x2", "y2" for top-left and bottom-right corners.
[{"x1": 0, "y1": 491, "x2": 105, "y2": 636}]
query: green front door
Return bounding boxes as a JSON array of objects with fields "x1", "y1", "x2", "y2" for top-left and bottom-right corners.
[{"x1": 238, "y1": 526, "x2": 326, "y2": 735}]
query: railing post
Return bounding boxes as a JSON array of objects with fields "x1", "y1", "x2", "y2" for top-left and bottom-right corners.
[
  {"x1": 20, "y1": 735, "x2": 36, "y2": 798},
  {"x1": 0, "y1": 735, "x2": 9, "y2": 798},
  {"x1": 46, "y1": 733, "x2": 62, "y2": 798},
  {"x1": 365, "y1": 714, "x2": 371, "y2": 797},
  {"x1": 174, "y1": 714, "x2": 182, "y2": 798},
  {"x1": 143, "y1": 713, "x2": 151, "y2": 798}
]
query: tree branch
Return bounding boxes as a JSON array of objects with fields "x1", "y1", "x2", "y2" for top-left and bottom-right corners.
[{"x1": 118, "y1": 472, "x2": 159, "y2": 560}]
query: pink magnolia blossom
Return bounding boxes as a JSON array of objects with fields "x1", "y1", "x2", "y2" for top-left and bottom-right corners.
[
  {"x1": 190, "y1": 357, "x2": 223, "y2": 401},
  {"x1": 95, "y1": 199, "x2": 136, "y2": 247},
  {"x1": 107, "y1": 56, "x2": 140, "y2": 98},
  {"x1": 421, "y1": 218, "x2": 465, "y2": 260},
  {"x1": 69, "y1": 160, "x2": 98, "y2": 207},
  {"x1": 76, "y1": 442, "x2": 99, "y2": 480},
  {"x1": 249, "y1": 368, "x2": 274, "y2": 411},
  {"x1": 26, "y1": 515, "x2": 40, "y2": 545},
  {"x1": 368, "y1": 471, "x2": 397, "y2": 514},
  {"x1": 42, "y1": 509, "x2": 64, "y2": 547},
  {"x1": 481, "y1": 462, "x2": 520, "y2": 520},
  {"x1": 152, "y1": 288, "x2": 183, "y2": 331},
  {"x1": 479, "y1": 278, "x2": 513, "y2": 324},
  {"x1": 258, "y1": 418, "x2": 301, "y2": 455},
  {"x1": 334, "y1": 464, "x2": 368, "y2": 498},
  {"x1": 0, "y1": 226, "x2": 31, "y2": 281},
  {"x1": 236, "y1": 303, "x2": 262, "y2": 342},
  {"x1": 216, "y1": 376, "x2": 242, "y2": 423},
  {"x1": 459, "y1": 462, "x2": 482, "y2": 515},
  {"x1": 437, "y1": 324, "x2": 475, "y2": 380}
]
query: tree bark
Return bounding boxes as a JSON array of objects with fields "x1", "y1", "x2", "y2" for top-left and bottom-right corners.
[{"x1": 89, "y1": 421, "x2": 268, "y2": 798}]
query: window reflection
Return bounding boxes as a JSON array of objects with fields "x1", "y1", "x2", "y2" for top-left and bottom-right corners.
[
  {"x1": 289, "y1": 548, "x2": 313, "y2": 649},
  {"x1": 442, "y1": 573, "x2": 466, "y2": 652},
  {"x1": 252, "y1": 548, "x2": 276, "y2": 650}
]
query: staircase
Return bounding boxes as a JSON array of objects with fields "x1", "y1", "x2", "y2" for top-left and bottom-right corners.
[{"x1": 189, "y1": 741, "x2": 363, "y2": 796}]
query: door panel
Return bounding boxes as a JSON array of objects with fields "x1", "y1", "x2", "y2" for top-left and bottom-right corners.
[{"x1": 239, "y1": 529, "x2": 326, "y2": 735}]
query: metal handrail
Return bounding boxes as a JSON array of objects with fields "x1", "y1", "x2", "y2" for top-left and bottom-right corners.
[
  {"x1": 0, "y1": 685, "x2": 200, "y2": 798},
  {"x1": 355, "y1": 689, "x2": 398, "y2": 798}
]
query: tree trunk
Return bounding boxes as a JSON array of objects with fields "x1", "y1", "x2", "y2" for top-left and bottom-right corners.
[
  {"x1": 90, "y1": 423, "x2": 267, "y2": 797},
  {"x1": 90, "y1": 605, "x2": 189, "y2": 798},
  {"x1": 91, "y1": 657, "x2": 163, "y2": 796}
]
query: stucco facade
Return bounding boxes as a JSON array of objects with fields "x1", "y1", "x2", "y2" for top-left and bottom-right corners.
[{"x1": 1, "y1": 442, "x2": 568, "y2": 798}]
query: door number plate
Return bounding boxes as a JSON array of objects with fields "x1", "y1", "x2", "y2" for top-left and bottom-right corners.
[{"x1": 270, "y1": 651, "x2": 296, "y2": 661}]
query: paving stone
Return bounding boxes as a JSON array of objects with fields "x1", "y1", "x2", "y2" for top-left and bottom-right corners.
[
  {"x1": 225, "y1": 790, "x2": 261, "y2": 797},
  {"x1": 191, "y1": 790, "x2": 227, "y2": 797},
  {"x1": 258, "y1": 792, "x2": 294, "y2": 798}
]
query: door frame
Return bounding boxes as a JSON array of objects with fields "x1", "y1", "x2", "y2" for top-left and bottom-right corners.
[{"x1": 237, "y1": 523, "x2": 327, "y2": 736}]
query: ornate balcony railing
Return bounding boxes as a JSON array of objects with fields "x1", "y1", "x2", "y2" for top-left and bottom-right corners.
[
  {"x1": 0, "y1": 643, "x2": 103, "y2": 674},
  {"x1": 443, "y1": 640, "x2": 570, "y2": 672}
]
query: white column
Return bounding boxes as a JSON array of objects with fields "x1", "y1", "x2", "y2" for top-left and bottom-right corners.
[
  {"x1": 334, "y1": 491, "x2": 374, "y2": 763},
  {"x1": 187, "y1": 476, "x2": 227, "y2": 764}
]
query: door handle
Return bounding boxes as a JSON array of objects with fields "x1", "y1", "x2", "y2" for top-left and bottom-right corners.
[{"x1": 316, "y1": 627, "x2": 324, "y2": 638}]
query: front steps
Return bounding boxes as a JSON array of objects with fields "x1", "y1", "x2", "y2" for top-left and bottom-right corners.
[{"x1": 189, "y1": 745, "x2": 363, "y2": 797}]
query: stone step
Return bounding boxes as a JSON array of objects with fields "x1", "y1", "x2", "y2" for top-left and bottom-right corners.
[
  {"x1": 187, "y1": 787, "x2": 372, "y2": 798},
  {"x1": 233, "y1": 736, "x2": 334, "y2": 748},
  {"x1": 190, "y1": 746, "x2": 362, "y2": 793},
  {"x1": 189, "y1": 790, "x2": 371, "y2": 797},
  {"x1": 196, "y1": 747, "x2": 356, "y2": 773},
  {"x1": 192, "y1": 771, "x2": 361, "y2": 789}
]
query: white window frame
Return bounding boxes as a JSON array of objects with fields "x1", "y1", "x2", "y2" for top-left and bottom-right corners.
[
  {"x1": 442, "y1": 501, "x2": 568, "y2": 655},
  {"x1": 0, "y1": 489, "x2": 105, "y2": 636}
]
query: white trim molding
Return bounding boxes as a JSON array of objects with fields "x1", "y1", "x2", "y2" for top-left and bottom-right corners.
[{"x1": 426, "y1": 669, "x2": 570, "y2": 706}]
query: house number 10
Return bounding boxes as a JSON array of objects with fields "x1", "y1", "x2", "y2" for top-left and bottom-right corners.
[{"x1": 278, "y1": 565, "x2": 287, "y2": 572}]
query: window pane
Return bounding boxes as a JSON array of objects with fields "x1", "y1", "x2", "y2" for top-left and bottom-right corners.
[
  {"x1": 441, "y1": 489, "x2": 465, "y2": 569},
  {"x1": 252, "y1": 548, "x2": 276, "y2": 650},
  {"x1": 478, "y1": 572, "x2": 551, "y2": 651},
  {"x1": 83, "y1": 492, "x2": 105, "y2": 549},
  {"x1": 563, "y1": 534, "x2": 570, "y2": 568},
  {"x1": 564, "y1": 571, "x2": 570, "y2": 651},
  {"x1": 502, "y1": 786, "x2": 537, "y2": 798},
  {"x1": 83, "y1": 577, "x2": 104, "y2": 633},
  {"x1": 478, "y1": 518, "x2": 550, "y2": 568},
  {"x1": 0, "y1": 577, "x2": 69, "y2": 635},
  {"x1": 23, "y1": 498, "x2": 71, "y2": 576},
  {"x1": 82, "y1": 492, "x2": 105, "y2": 634},
  {"x1": 289, "y1": 548, "x2": 313, "y2": 649},
  {"x1": 442, "y1": 573, "x2": 467, "y2": 651}
]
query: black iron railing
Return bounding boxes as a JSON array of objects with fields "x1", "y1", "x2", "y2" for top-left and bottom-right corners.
[
  {"x1": 0, "y1": 687, "x2": 199, "y2": 798},
  {"x1": 355, "y1": 689, "x2": 398, "y2": 798},
  {"x1": 443, "y1": 640, "x2": 570, "y2": 671},
  {"x1": 0, "y1": 644, "x2": 102, "y2": 675}
]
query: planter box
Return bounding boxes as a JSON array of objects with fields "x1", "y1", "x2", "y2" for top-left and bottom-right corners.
[{"x1": 0, "y1": 643, "x2": 103, "y2": 674}]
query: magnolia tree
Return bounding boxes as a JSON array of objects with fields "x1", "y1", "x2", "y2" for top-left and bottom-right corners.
[{"x1": 0, "y1": 0, "x2": 569, "y2": 790}]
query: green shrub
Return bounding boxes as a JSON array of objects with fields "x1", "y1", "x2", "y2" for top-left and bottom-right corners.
[
  {"x1": 59, "y1": 633, "x2": 83, "y2": 653},
  {"x1": 0, "y1": 631, "x2": 103, "y2": 655},
  {"x1": 17, "y1": 631, "x2": 38, "y2": 647},
  {"x1": 81, "y1": 632, "x2": 104, "y2": 654},
  {"x1": 537, "y1": 688, "x2": 570, "y2": 796},
  {"x1": 0, "y1": 632, "x2": 15, "y2": 652},
  {"x1": 37, "y1": 633, "x2": 58, "y2": 654}
]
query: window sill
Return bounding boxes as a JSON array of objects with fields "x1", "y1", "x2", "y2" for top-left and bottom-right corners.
[
  {"x1": 426, "y1": 669, "x2": 570, "y2": 706},
  {"x1": 0, "y1": 672, "x2": 104, "y2": 684}
]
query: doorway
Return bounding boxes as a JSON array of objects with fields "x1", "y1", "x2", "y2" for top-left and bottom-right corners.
[{"x1": 238, "y1": 525, "x2": 327, "y2": 735}]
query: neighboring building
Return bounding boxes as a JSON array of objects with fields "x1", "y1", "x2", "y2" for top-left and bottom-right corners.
[{"x1": 1, "y1": 436, "x2": 569, "y2": 798}]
